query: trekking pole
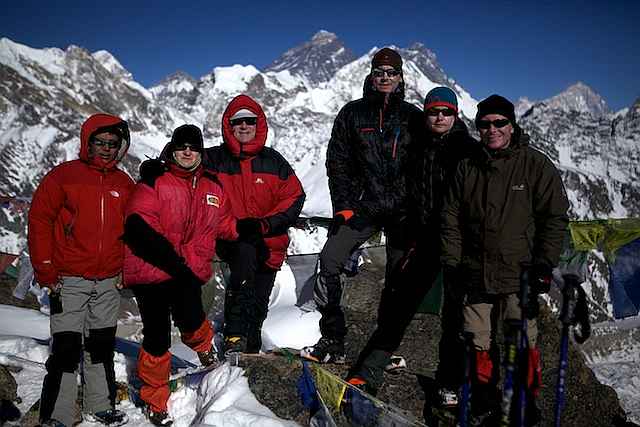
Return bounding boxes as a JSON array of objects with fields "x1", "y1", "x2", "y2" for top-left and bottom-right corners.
[
  {"x1": 458, "y1": 332, "x2": 474, "y2": 427},
  {"x1": 516, "y1": 267, "x2": 533, "y2": 427},
  {"x1": 500, "y1": 320, "x2": 519, "y2": 427},
  {"x1": 554, "y1": 274, "x2": 591, "y2": 427}
]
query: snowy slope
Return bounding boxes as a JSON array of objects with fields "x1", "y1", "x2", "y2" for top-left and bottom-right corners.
[{"x1": 0, "y1": 268, "x2": 318, "y2": 426}]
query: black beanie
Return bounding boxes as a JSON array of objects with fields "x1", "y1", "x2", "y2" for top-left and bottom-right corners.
[
  {"x1": 169, "y1": 124, "x2": 203, "y2": 152},
  {"x1": 475, "y1": 94, "x2": 516, "y2": 126},
  {"x1": 372, "y1": 48, "x2": 403, "y2": 71}
]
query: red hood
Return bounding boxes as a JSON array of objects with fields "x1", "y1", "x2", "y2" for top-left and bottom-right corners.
[
  {"x1": 221, "y1": 95, "x2": 267, "y2": 158},
  {"x1": 79, "y1": 113, "x2": 130, "y2": 170}
]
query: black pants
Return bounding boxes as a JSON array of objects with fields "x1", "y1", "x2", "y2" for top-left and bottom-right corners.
[
  {"x1": 133, "y1": 279, "x2": 206, "y2": 357},
  {"x1": 218, "y1": 241, "x2": 277, "y2": 352},
  {"x1": 315, "y1": 217, "x2": 410, "y2": 343},
  {"x1": 435, "y1": 283, "x2": 466, "y2": 389},
  {"x1": 349, "y1": 238, "x2": 441, "y2": 382}
]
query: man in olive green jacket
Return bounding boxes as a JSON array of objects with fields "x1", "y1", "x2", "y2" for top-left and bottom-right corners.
[{"x1": 440, "y1": 94, "x2": 569, "y2": 423}]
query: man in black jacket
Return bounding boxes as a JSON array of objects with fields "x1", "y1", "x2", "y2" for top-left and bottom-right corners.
[
  {"x1": 301, "y1": 48, "x2": 422, "y2": 393},
  {"x1": 405, "y1": 87, "x2": 478, "y2": 409}
]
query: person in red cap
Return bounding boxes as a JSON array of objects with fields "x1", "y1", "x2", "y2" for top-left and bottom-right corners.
[
  {"x1": 204, "y1": 95, "x2": 305, "y2": 356},
  {"x1": 122, "y1": 124, "x2": 238, "y2": 426},
  {"x1": 301, "y1": 47, "x2": 422, "y2": 395},
  {"x1": 29, "y1": 113, "x2": 133, "y2": 427},
  {"x1": 441, "y1": 94, "x2": 569, "y2": 424}
]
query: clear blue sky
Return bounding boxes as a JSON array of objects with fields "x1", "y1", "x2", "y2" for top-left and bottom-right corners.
[{"x1": 2, "y1": 0, "x2": 638, "y2": 110}]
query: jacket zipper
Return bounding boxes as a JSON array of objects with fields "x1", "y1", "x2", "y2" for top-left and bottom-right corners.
[
  {"x1": 392, "y1": 128, "x2": 400, "y2": 160},
  {"x1": 428, "y1": 150, "x2": 434, "y2": 212},
  {"x1": 182, "y1": 175, "x2": 197, "y2": 247},
  {"x1": 98, "y1": 173, "x2": 105, "y2": 274}
]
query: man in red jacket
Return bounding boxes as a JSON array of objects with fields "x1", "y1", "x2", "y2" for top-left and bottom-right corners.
[
  {"x1": 28, "y1": 114, "x2": 133, "y2": 427},
  {"x1": 123, "y1": 124, "x2": 237, "y2": 426},
  {"x1": 204, "y1": 95, "x2": 305, "y2": 355}
]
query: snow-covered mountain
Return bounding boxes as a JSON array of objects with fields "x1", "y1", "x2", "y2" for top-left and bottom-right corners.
[
  {"x1": 517, "y1": 82, "x2": 610, "y2": 118},
  {"x1": 544, "y1": 81, "x2": 610, "y2": 117},
  {"x1": 265, "y1": 30, "x2": 355, "y2": 84},
  {"x1": 1, "y1": 32, "x2": 639, "y2": 321},
  {"x1": 520, "y1": 91, "x2": 640, "y2": 219}
]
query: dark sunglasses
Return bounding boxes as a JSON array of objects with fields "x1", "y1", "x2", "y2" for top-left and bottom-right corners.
[
  {"x1": 173, "y1": 143, "x2": 202, "y2": 152},
  {"x1": 230, "y1": 117, "x2": 257, "y2": 127},
  {"x1": 372, "y1": 68, "x2": 401, "y2": 78},
  {"x1": 426, "y1": 108, "x2": 456, "y2": 117},
  {"x1": 477, "y1": 119, "x2": 511, "y2": 130},
  {"x1": 91, "y1": 137, "x2": 121, "y2": 149}
]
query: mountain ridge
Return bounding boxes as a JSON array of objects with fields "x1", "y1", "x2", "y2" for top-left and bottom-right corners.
[{"x1": 1, "y1": 34, "x2": 639, "y2": 322}]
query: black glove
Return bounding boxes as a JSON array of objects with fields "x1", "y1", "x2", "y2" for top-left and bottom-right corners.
[
  {"x1": 139, "y1": 158, "x2": 167, "y2": 188},
  {"x1": 328, "y1": 213, "x2": 371, "y2": 237},
  {"x1": 347, "y1": 215, "x2": 369, "y2": 232},
  {"x1": 237, "y1": 218, "x2": 264, "y2": 245},
  {"x1": 327, "y1": 214, "x2": 346, "y2": 237},
  {"x1": 530, "y1": 263, "x2": 553, "y2": 295}
]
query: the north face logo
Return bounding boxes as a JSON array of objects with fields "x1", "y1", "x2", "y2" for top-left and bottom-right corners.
[
  {"x1": 206, "y1": 194, "x2": 220, "y2": 207},
  {"x1": 511, "y1": 184, "x2": 526, "y2": 191},
  {"x1": 255, "y1": 178, "x2": 264, "y2": 184}
]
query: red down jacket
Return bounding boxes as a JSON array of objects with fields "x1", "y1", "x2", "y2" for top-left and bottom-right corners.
[
  {"x1": 28, "y1": 114, "x2": 134, "y2": 286},
  {"x1": 123, "y1": 163, "x2": 237, "y2": 286},
  {"x1": 204, "y1": 95, "x2": 305, "y2": 269}
]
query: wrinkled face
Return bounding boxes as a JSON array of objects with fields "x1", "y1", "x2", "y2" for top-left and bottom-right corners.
[
  {"x1": 478, "y1": 114, "x2": 514, "y2": 150},
  {"x1": 88, "y1": 131, "x2": 121, "y2": 162},
  {"x1": 426, "y1": 107, "x2": 456, "y2": 135},
  {"x1": 173, "y1": 145, "x2": 201, "y2": 169},
  {"x1": 231, "y1": 117, "x2": 257, "y2": 143},
  {"x1": 371, "y1": 66, "x2": 402, "y2": 94}
]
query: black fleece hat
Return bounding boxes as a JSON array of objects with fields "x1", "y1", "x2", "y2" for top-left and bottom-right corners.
[
  {"x1": 475, "y1": 94, "x2": 516, "y2": 126},
  {"x1": 169, "y1": 124, "x2": 203, "y2": 152},
  {"x1": 372, "y1": 48, "x2": 403, "y2": 72}
]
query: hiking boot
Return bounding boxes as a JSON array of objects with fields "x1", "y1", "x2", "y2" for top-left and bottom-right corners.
[
  {"x1": 39, "y1": 420, "x2": 66, "y2": 427},
  {"x1": 469, "y1": 383, "x2": 500, "y2": 426},
  {"x1": 223, "y1": 335, "x2": 247, "y2": 356},
  {"x1": 85, "y1": 408, "x2": 128, "y2": 426},
  {"x1": 145, "y1": 408, "x2": 173, "y2": 426},
  {"x1": 197, "y1": 344, "x2": 218, "y2": 367},
  {"x1": 300, "y1": 337, "x2": 346, "y2": 364},
  {"x1": 437, "y1": 387, "x2": 459, "y2": 408}
]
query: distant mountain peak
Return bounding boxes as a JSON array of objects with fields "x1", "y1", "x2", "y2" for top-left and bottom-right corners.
[
  {"x1": 311, "y1": 30, "x2": 337, "y2": 43},
  {"x1": 543, "y1": 82, "x2": 609, "y2": 116},
  {"x1": 265, "y1": 30, "x2": 355, "y2": 84},
  {"x1": 404, "y1": 42, "x2": 438, "y2": 61},
  {"x1": 150, "y1": 70, "x2": 199, "y2": 102},
  {"x1": 157, "y1": 70, "x2": 196, "y2": 85},
  {"x1": 398, "y1": 42, "x2": 451, "y2": 87},
  {"x1": 92, "y1": 50, "x2": 132, "y2": 79}
]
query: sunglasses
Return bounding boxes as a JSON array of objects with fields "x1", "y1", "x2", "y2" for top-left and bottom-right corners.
[
  {"x1": 477, "y1": 119, "x2": 511, "y2": 130},
  {"x1": 173, "y1": 143, "x2": 201, "y2": 152},
  {"x1": 426, "y1": 108, "x2": 456, "y2": 117},
  {"x1": 91, "y1": 137, "x2": 121, "y2": 149},
  {"x1": 230, "y1": 117, "x2": 257, "y2": 127},
  {"x1": 372, "y1": 68, "x2": 401, "y2": 78}
]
